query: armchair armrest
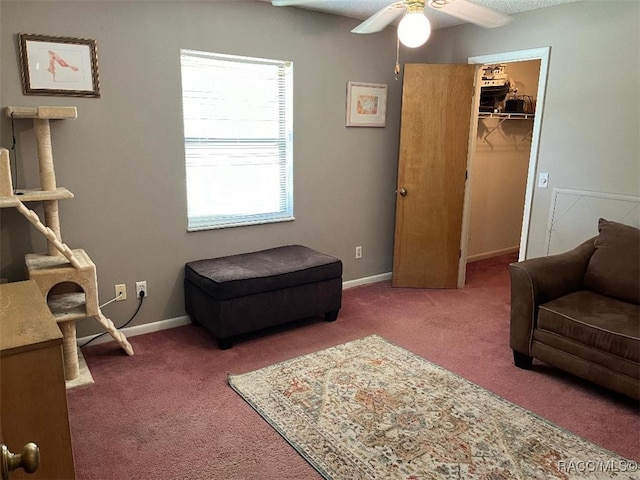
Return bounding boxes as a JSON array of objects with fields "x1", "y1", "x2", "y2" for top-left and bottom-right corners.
[{"x1": 509, "y1": 238, "x2": 596, "y2": 356}]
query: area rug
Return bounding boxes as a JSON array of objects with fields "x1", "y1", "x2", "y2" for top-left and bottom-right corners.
[{"x1": 228, "y1": 335, "x2": 636, "y2": 479}]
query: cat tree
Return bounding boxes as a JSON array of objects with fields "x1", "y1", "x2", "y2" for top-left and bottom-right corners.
[{"x1": 1, "y1": 106, "x2": 133, "y2": 381}]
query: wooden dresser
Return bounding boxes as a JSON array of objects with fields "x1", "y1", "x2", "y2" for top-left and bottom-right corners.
[{"x1": 1, "y1": 280, "x2": 75, "y2": 479}]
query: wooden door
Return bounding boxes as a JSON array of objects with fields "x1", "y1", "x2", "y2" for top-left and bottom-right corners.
[{"x1": 392, "y1": 64, "x2": 476, "y2": 288}]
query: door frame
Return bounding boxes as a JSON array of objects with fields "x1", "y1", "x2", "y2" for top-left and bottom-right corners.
[{"x1": 457, "y1": 47, "x2": 551, "y2": 287}]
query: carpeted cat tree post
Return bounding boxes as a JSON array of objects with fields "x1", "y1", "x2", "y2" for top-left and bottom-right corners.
[{"x1": 1, "y1": 106, "x2": 133, "y2": 382}]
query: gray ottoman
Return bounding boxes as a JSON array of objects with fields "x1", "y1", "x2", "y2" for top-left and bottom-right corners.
[{"x1": 184, "y1": 245, "x2": 342, "y2": 349}]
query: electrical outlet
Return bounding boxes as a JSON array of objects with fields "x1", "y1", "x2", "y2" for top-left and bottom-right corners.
[
  {"x1": 136, "y1": 281, "x2": 147, "y2": 298},
  {"x1": 115, "y1": 284, "x2": 127, "y2": 301},
  {"x1": 355, "y1": 246, "x2": 363, "y2": 259}
]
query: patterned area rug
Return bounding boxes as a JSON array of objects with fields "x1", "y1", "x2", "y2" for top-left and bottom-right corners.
[{"x1": 228, "y1": 335, "x2": 635, "y2": 479}]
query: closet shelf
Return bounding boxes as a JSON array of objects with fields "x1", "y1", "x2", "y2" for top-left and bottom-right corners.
[
  {"x1": 479, "y1": 112, "x2": 535, "y2": 147},
  {"x1": 479, "y1": 112, "x2": 534, "y2": 120}
]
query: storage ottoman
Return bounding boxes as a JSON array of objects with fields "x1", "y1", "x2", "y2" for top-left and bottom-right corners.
[{"x1": 184, "y1": 245, "x2": 342, "y2": 349}]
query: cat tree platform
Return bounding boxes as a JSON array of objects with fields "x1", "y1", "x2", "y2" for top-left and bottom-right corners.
[{"x1": 5, "y1": 105, "x2": 78, "y2": 120}]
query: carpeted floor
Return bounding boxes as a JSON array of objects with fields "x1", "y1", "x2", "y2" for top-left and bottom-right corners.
[{"x1": 68, "y1": 254, "x2": 639, "y2": 479}]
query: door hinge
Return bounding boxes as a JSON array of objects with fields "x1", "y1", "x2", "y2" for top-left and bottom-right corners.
[
  {"x1": 465, "y1": 170, "x2": 468, "y2": 180},
  {"x1": 459, "y1": 249, "x2": 462, "y2": 259}
]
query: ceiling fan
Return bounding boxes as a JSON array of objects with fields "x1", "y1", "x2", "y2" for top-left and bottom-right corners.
[{"x1": 271, "y1": 0, "x2": 512, "y2": 48}]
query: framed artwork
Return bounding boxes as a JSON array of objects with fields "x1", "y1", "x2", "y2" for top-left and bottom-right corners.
[
  {"x1": 345, "y1": 81, "x2": 387, "y2": 127},
  {"x1": 18, "y1": 33, "x2": 101, "y2": 97}
]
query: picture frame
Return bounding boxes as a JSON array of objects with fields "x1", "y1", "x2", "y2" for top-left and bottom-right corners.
[
  {"x1": 18, "y1": 33, "x2": 101, "y2": 97},
  {"x1": 345, "y1": 81, "x2": 387, "y2": 127}
]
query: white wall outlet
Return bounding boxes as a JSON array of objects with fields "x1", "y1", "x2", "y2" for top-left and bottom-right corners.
[
  {"x1": 115, "y1": 284, "x2": 127, "y2": 301},
  {"x1": 538, "y1": 172, "x2": 549, "y2": 188},
  {"x1": 355, "y1": 246, "x2": 363, "y2": 259},
  {"x1": 136, "y1": 281, "x2": 147, "y2": 298}
]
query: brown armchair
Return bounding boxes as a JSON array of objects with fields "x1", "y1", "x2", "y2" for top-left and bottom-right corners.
[{"x1": 509, "y1": 219, "x2": 639, "y2": 400}]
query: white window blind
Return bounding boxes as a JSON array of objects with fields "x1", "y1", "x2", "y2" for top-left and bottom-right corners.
[{"x1": 180, "y1": 49, "x2": 293, "y2": 230}]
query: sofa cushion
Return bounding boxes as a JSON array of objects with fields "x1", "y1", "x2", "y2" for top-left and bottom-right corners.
[
  {"x1": 538, "y1": 291, "x2": 640, "y2": 363},
  {"x1": 583, "y1": 218, "x2": 640, "y2": 304},
  {"x1": 185, "y1": 245, "x2": 342, "y2": 300}
]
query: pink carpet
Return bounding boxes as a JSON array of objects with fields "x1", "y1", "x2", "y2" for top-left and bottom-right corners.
[{"x1": 67, "y1": 254, "x2": 639, "y2": 479}]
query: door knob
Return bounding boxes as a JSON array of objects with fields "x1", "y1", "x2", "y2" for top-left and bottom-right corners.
[
  {"x1": 1, "y1": 443, "x2": 39, "y2": 479},
  {"x1": 399, "y1": 188, "x2": 407, "y2": 196}
]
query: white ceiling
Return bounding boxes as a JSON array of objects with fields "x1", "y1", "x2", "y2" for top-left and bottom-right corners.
[{"x1": 259, "y1": 0, "x2": 581, "y2": 30}]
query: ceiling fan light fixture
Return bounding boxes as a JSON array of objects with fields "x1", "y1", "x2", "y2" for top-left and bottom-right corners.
[{"x1": 398, "y1": 11, "x2": 431, "y2": 48}]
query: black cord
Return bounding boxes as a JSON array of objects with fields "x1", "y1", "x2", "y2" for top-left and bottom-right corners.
[
  {"x1": 80, "y1": 290, "x2": 145, "y2": 348},
  {"x1": 9, "y1": 112, "x2": 20, "y2": 194}
]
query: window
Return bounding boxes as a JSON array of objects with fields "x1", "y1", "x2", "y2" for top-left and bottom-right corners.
[{"x1": 180, "y1": 49, "x2": 293, "y2": 230}]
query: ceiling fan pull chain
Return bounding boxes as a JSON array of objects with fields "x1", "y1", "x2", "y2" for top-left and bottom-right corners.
[{"x1": 394, "y1": 35, "x2": 401, "y2": 79}]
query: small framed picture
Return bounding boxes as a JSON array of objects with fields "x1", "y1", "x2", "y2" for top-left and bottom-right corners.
[
  {"x1": 18, "y1": 33, "x2": 101, "y2": 97},
  {"x1": 346, "y1": 81, "x2": 387, "y2": 127}
]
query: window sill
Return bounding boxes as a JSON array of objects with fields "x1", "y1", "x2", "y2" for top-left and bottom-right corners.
[{"x1": 187, "y1": 216, "x2": 295, "y2": 232}]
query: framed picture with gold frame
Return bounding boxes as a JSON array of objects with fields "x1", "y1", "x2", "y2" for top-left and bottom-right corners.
[
  {"x1": 18, "y1": 33, "x2": 101, "y2": 97},
  {"x1": 345, "y1": 81, "x2": 387, "y2": 127}
]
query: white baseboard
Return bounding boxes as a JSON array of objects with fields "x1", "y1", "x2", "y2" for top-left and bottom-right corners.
[
  {"x1": 77, "y1": 315, "x2": 191, "y2": 347},
  {"x1": 466, "y1": 246, "x2": 519, "y2": 263},
  {"x1": 343, "y1": 272, "x2": 392, "y2": 289},
  {"x1": 77, "y1": 273, "x2": 392, "y2": 347}
]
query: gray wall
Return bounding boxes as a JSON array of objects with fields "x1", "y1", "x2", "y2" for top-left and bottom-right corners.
[
  {"x1": 411, "y1": 0, "x2": 639, "y2": 259},
  {"x1": 0, "y1": 1, "x2": 402, "y2": 335},
  {"x1": 1, "y1": 1, "x2": 638, "y2": 336}
]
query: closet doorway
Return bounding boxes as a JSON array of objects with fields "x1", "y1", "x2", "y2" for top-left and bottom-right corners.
[{"x1": 460, "y1": 48, "x2": 550, "y2": 283}]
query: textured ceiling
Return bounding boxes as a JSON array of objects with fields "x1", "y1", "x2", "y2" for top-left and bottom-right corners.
[{"x1": 259, "y1": 0, "x2": 581, "y2": 30}]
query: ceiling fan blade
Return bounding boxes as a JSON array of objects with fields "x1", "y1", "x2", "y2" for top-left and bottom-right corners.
[
  {"x1": 272, "y1": 0, "x2": 322, "y2": 6},
  {"x1": 429, "y1": 0, "x2": 511, "y2": 28},
  {"x1": 351, "y1": 2, "x2": 406, "y2": 34}
]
